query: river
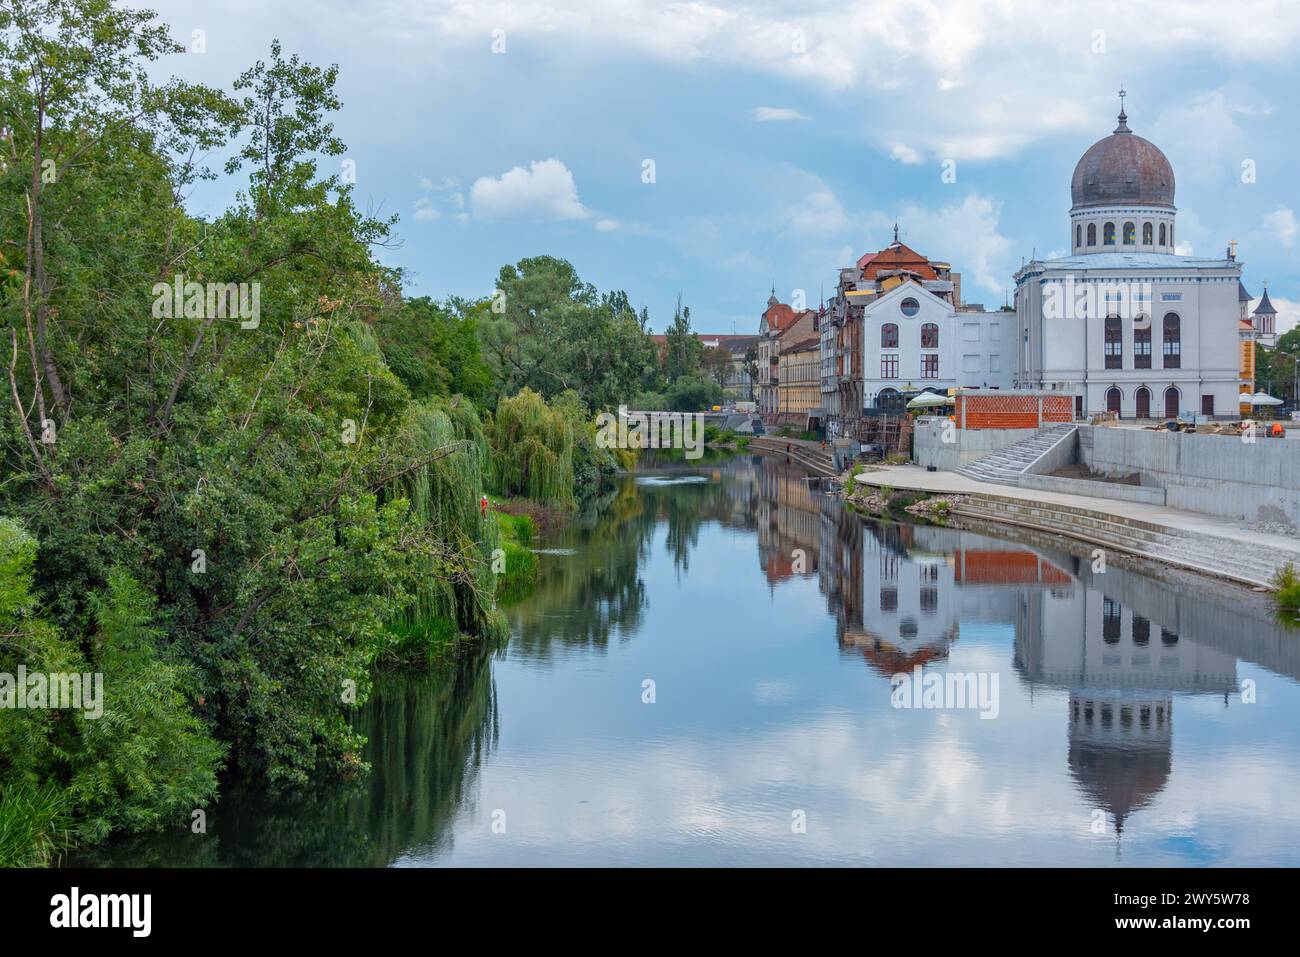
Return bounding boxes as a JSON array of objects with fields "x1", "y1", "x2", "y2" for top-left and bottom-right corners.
[{"x1": 76, "y1": 453, "x2": 1300, "y2": 866}]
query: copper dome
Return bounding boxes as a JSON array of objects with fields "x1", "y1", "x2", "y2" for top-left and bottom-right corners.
[{"x1": 1070, "y1": 111, "x2": 1175, "y2": 210}]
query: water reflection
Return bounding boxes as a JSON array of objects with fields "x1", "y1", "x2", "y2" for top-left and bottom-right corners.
[{"x1": 78, "y1": 454, "x2": 1300, "y2": 866}]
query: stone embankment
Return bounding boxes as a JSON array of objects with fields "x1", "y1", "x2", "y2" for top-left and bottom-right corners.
[{"x1": 856, "y1": 466, "x2": 1300, "y2": 590}]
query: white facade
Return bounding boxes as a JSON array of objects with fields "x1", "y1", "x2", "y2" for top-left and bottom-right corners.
[
  {"x1": 1015, "y1": 255, "x2": 1243, "y2": 419},
  {"x1": 1014, "y1": 109, "x2": 1243, "y2": 419},
  {"x1": 863, "y1": 281, "x2": 1015, "y2": 407}
]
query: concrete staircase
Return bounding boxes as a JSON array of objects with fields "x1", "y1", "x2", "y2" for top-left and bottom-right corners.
[
  {"x1": 949, "y1": 494, "x2": 1283, "y2": 588},
  {"x1": 956, "y1": 424, "x2": 1076, "y2": 486},
  {"x1": 749, "y1": 437, "x2": 839, "y2": 477}
]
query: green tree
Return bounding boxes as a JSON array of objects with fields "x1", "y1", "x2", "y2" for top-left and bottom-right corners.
[
  {"x1": 371, "y1": 295, "x2": 493, "y2": 404},
  {"x1": 666, "y1": 375, "x2": 723, "y2": 412},
  {"x1": 702, "y1": 346, "x2": 733, "y2": 390},
  {"x1": 479, "y1": 256, "x2": 657, "y2": 412},
  {"x1": 663, "y1": 295, "x2": 703, "y2": 384}
]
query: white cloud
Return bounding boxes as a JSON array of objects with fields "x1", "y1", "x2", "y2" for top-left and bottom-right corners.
[
  {"x1": 595, "y1": 218, "x2": 619, "y2": 231},
  {"x1": 783, "y1": 185, "x2": 848, "y2": 234},
  {"x1": 412, "y1": 195, "x2": 440, "y2": 221},
  {"x1": 1260, "y1": 206, "x2": 1298, "y2": 247},
  {"x1": 470, "y1": 158, "x2": 588, "y2": 222},
  {"x1": 870, "y1": 195, "x2": 1014, "y2": 295},
  {"x1": 1271, "y1": 297, "x2": 1300, "y2": 335},
  {"x1": 411, "y1": 0, "x2": 1300, "y2": 162},
  {"x1": 889, "y1": 143, "x2": 924, "y2": 165},
  {"x1": 419, "y1": 175, "x2": 458, "y2": 191},
  {"x1": 752, "y1": 106, "x2": 809, "y2": 122}
]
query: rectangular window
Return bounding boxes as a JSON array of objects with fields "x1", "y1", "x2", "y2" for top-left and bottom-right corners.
[
  {"x1": 1160, "y1": 293, "x2": 1183, "y2": 302},
  {"x1": 989, "y1": 354, "x2": 1001, "y2": 372},
  {"x1": 990, "y1": 324, "x2": 1002, "y2": 341},
  {"x1": 1163, "y1": 340, "x2": 1181, "y2": 368},
  {"x1": 881, "y1": 354, "x2": 898, "y2": 378},
  {"x1": 963, "y1": 324, "x2": 980, "y2": 341},
  {"x1": 921, "y1": 354, "x2": 939, "y2": 378},
  {"x1": 962, "y1": 354, "x2": 980, "y2": 373}
]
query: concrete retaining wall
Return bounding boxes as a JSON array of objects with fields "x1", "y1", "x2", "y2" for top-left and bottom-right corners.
[
  {"x1": 1082, "y1": 425, "x2": 1300, "y2": 524},
  {"x1": 1026, "y1": 428, "x2": 1079, "y2": 475},
  {"x1": 1018, "y1": 472, "x2": 1167, "y2": 505},
  {"x1": 913, "y1": 419, "x2": 1036, "y2": 471}
]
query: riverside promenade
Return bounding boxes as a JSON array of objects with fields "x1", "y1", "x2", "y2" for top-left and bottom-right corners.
[{"x1": 856, "y1": 465, "x2": 1300, "y2": 590}]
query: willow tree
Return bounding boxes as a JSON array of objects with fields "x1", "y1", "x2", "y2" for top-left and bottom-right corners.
[
  {"x1": 488, "y1": 388, "x2": 576, "y2": 506},
  {"x1": 385, "y1": 394, "x2": 506, "y2": 657}
]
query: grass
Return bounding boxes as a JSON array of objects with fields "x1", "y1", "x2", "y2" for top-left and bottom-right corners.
[
  {"x1": 0, "y1": 782, "x2": 75, "y2": 868},
  {"x1": 843, "y1": 462, "x2": 863, "y2": 495},
  {"x1": 775, "y1": 427, "x2": 820, "y2": 441},
  {"x1": 495, "y1": 512, "x2": 539, "y2": 604},
  {"x1": 1273, "y1": 562, "x2": 1300, "y2": 610}
]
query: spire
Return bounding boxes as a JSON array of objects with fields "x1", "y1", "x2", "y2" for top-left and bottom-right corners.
[
  {"x1": 1254, "y1": 282, "x2": 1277, "y2": 316},
  {"x1": 1115, "y1": 85, "x2": 1130, "y2": 133}
]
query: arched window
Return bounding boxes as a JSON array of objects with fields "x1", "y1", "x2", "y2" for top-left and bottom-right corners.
[
  {"x1": 1135, "y1": 386, "x2": 1151, "y2": 418},
  {"x1": 1158, "y1": 223, "x2": 1166, "y2": 245},
  {"x1": 1106, "y1": 387, "x2": 1122, "y2": 416},
  {"x1": 1134, "y1": 319, "x2": 1151, "y2": 368},
  {"x1": 1123, "y1": 221, "x2": 1136, "y2": 244},
  {"x1": 1162, "y1": 313, "x2": 1181, "y2": 368},
  {"x1": 1104, "y1": 222, "x2": 1116, "y2": 245},
  {"x1": 1104, "y1": 317, "x2": 1122, "y2": 368},
  {"x1": 1076, "y1": 224, "x2": 1082, "y2": 248},
  {"x1": 1143, "y1": 222, "x2": 1153, "y2": 245},
  {"x1": 920, "y1": 322, "x2": 939, "y2": 348},
  {"x1": 1087, "y1": 223, "x2": 1097, "y2": 246},
  {"x1": 881, "y1": 322, "x2": 899, "y2": 348}
]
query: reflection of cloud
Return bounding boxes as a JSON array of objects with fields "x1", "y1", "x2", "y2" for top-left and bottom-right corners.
[
  {"x1": 404, "y1": 682, "x2": 1300, "y2": 866},
  {"x1": 753, "y1": 680, "x2": 794, "y2": 704}
]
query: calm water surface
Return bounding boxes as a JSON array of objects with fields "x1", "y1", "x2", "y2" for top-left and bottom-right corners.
[{"x1": 80, "y1": 454, "x2": 1300, "y2": 866}]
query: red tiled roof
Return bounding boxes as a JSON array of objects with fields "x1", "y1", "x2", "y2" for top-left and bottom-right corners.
[
  {"x1": 763, "y1": 303, "x2": 796, "y2": 331},
  {"x1": 861, "y1": 242, "x2": 941, "y2": 281}
]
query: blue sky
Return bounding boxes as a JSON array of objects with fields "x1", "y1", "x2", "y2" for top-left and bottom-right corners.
[{"x1": 150, "y1": 0, "x2": 1299, "y2": 333}]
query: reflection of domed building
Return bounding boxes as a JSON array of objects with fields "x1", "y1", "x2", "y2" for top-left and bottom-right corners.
[
  {"x1": 1068, "y1": 694, "x2": 1172, "y2": 836},
  {"x1": 1016, "y1": 575, "x2": 1237, "y2": 837},
  {"x1": 1015, "y1": 92, "x2": 1244, "y2": 420}
]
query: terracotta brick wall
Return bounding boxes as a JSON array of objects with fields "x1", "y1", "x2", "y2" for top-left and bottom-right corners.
[{"x1": 956, "y1": 393, "x2": 1073, "y2": 430}]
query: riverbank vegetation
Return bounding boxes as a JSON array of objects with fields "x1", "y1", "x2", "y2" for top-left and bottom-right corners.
[{"x1": 0, "y1": 0, "x2": 743, "y2": 866}]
